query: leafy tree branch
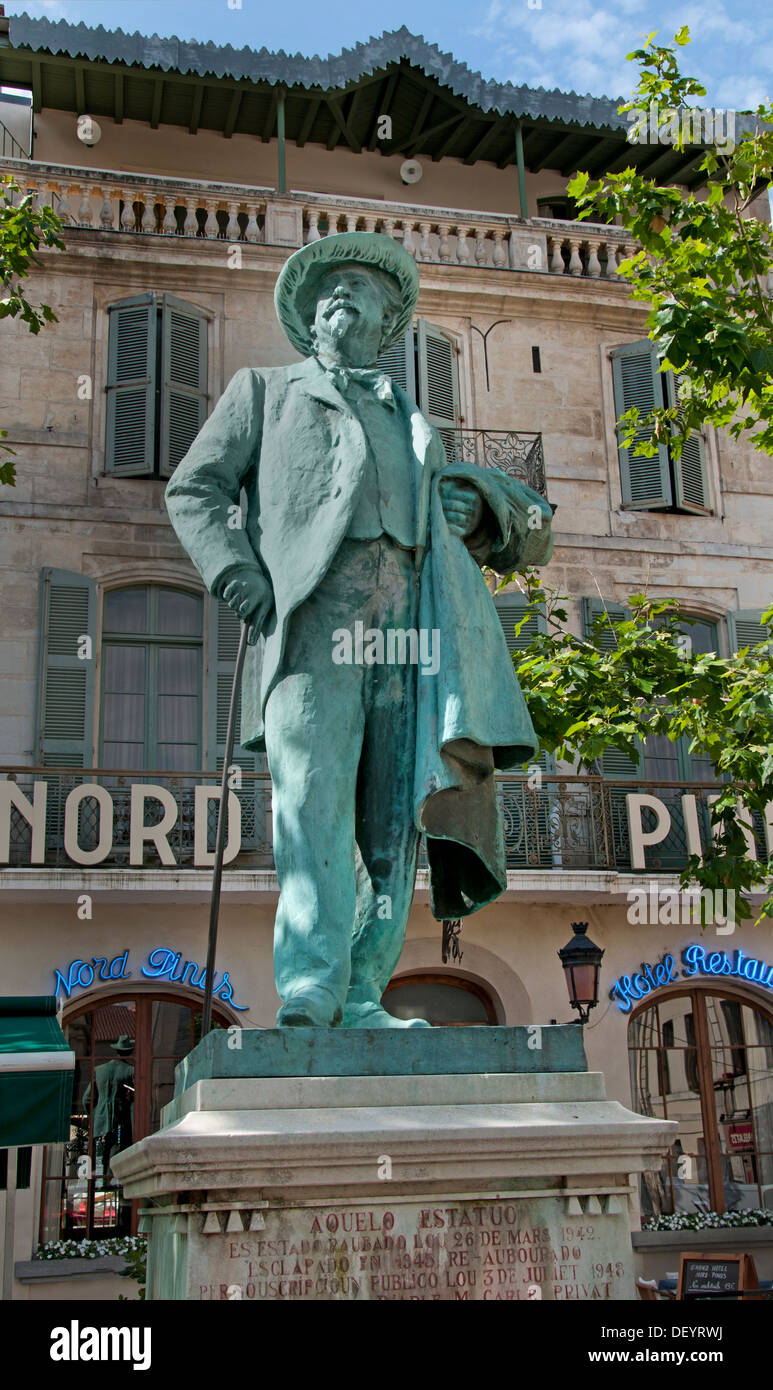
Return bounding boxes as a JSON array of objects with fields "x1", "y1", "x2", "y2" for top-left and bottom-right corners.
[
  {"x1": 504, "y1": 568, "x2": 773, "y2": 926},
  {"x1": 0, "y1": 175, "x2": 65, "y2": 484},
  {"x1": 567, "y1": 27, "x2": 773, "y2": 460}
]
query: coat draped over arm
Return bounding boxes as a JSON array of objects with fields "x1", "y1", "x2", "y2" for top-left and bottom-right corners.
[{"x1": 415, "y1": 463, "x2": 553, "y2": 920}]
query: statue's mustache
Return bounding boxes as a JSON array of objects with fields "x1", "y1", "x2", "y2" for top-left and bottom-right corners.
[{"x1": 323, "y1": 298, "x2": 359, "y2": 318}]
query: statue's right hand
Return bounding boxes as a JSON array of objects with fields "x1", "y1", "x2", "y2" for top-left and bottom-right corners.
[{"x1": 220, "y1": 567, "x2": 273, "y2": 646}]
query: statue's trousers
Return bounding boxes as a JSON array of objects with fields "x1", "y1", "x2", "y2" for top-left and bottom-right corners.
[{"x1": 263, "y1": 536, "x2": 420, "y2": 1014}]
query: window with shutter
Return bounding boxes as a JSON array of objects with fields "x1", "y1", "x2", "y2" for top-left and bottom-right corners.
[
  {"x1": 582, "y1": 599, "x2": 642, "y2": 775},
  {"x1": 583, "y1": 600, "x2": 726, "y2": 867},
  {"x1": 35, "y1": 568, "x2": 98, "y2": 855},
  {"x1": 105, "y1": 293, "x2": 210, "y2": 478},
  {"x1": 581, "y1": 596, "x2": 632, "y2": 656},
  {"x1": 159, "y1": 294, "x2": 210, "y2": 478},
  {"x1": 582, "y1": 596, "x2": 643, "y2": 868},
  {"x1": 417, "y1": 319, "x2": 461, "y2": 460},
  {"x1": 100, "y1": 585, "x2": 203, "y2": 770},
  {"x1": 611, "y1": 341, "x2": 710, "y2": 514},
  {"x1": 105, "y1": 296, "x2": 157, "y2": 476},
  {"x1": 726, "y1": 611, "x2": 771, "y2": 857},
  {"x1": 206, "y1": 598, "x2": 265, "y2": 853},
  {"x1": 495, "y1": 595, "x2": 544, "y2": 655},
  {"x1": 665, "y1": 372, "x2": 710, "y2": 514},
  {"x1": 96, "y1": 586, "x2": 203, "y2": 861},
  {"x1": 652, "y1": 616, "x2": 719, "y2": 784},
  {"x1": 36, "y1": 569, "x2": 97, "y2": 767},
  {"x1": 728, "y1": 609, "x2": 772, "y2": 654},
  {"x1": 611, "y1": 342, "x2": 672, "y2": 508},
  {"x1": 494, "y1": 594, "x2": 557, "y2": 868},
  {"x1": 495, "y1": 595, "x2": 553, "y2": 772},
  {"x1": 378, "y1": 320, "x2": 461, "y2": 461},
  {"x1": 376, "y1": 326, "x2": 416, "y2": 398}
]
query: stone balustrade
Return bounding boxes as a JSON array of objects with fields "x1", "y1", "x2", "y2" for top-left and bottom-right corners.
[
  {"x1": 3, "y1": 161, "x2": 270, "y2": 243},
  {"x1": 1, "y1": 155, "x2": 634, "y2": 281},
  {"x1": 302, "y1": 196, "x2": 632, "y2": 277},
  {"x1": 538, "y1": 219, "x2": 632, "y2": 279},
  {"x1": 303, "y1": 200, "x2": 518, "y2": 271}
]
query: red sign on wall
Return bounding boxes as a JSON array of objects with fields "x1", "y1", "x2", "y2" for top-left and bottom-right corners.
[{"x1": 728, "y1": 1123, "x2": 754, "y2": 1150}]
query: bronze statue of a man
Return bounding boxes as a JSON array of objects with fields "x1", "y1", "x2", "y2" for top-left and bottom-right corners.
[{"x1": 166, "y1": 232, "x2": 553, "y2": 1028}]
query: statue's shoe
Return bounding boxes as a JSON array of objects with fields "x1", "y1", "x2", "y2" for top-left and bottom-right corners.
[
  {"x1": 277, "y1": 993, "x2": 342, "y2": 1027},
  {"x1": 341, "y1": 1001, "x2": 431, "y2": 1028}
]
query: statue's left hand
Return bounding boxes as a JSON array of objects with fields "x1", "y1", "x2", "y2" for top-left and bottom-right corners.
[{"x1": 439, "y1": 478, "x2": 484, "y2": 538}]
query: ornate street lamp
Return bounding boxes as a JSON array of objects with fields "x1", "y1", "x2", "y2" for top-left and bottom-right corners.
[{"x1": 558, "y1": 922, "x2": 604, "y2": 1024}]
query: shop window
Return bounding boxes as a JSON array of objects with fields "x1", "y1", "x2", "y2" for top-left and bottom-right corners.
[
  {"x1": 629, "y1": 987, "x2": 773, "y2": 1218},
  {"x1": 105, "y1": 292, "x2": 210, "y2": 478},
  {"x1": 610, "y1": 340, "x2": 710, "y2": 514},
  {"x1": 40, "y1": 994, "x2": 229, "y2": 1244},
  {"x1": 381, "y1": 974, "x2": 497, "y2": 1026}
]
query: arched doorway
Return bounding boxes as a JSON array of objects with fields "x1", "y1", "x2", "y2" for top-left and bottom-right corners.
[
  {"x1": 382, "y1": 974, "x2": 497, "y2": 1026},
  {"x1": 40, "y1": 992, "x2": 229, "y2": 1244},
  {"x1": 628, "y1": 984, "x2": 773, "y2": 1216}
]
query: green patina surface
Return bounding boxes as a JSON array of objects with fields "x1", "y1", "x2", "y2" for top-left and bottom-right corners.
[
  {"x1": 164, "y1": 233, "x2": 554, "y2": 1029},
  {"x1": 174, "y1": 1025, "x2": 587, "y2": 1091}
]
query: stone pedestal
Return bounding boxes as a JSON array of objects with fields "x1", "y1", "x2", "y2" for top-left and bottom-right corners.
[{"x1": 112, "y1": 1027, "x2": 676, "y2": 1302}]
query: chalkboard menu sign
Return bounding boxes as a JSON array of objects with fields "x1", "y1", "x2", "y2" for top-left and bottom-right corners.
[{"x1": 678, "y1": 1252, "x2": 757, "y2": 1299}]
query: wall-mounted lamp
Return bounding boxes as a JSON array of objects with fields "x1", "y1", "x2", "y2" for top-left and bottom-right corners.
[{"x1": 558, "y1": 921, "x2": 604, "y2": 1025}]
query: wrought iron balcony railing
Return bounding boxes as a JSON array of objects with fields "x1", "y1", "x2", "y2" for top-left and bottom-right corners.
[
  {"x1": 3, "y1": 769, "x2": 768, "y2": 877},
  {"x1": 444, "y1": 429, "x2": 545, "y2": 498},
  {"x1": 0, "y1": 119, "x2": 27, "y2": 161}
]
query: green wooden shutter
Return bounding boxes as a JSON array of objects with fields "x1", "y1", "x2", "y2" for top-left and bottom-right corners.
[
  {"x1": 665, "y1": 371, "x2": 710, "y2": 513},
  {"x1": 36, "y1": 569, "x2": 97, "y2": 767},
  {"x1": 377, "y1": 325, "x2": 416, "y2": 400},
  {"x1": 494, "y1": 596, "x2": 554, "y2": 774},
  {"x1": 495, "y1": 595, "x2": 544, "y2": 654},
  {"x1": 206, "y1": 598, "x2": 264, "y2": 851},
  {"x1": 159, "y1": 294, "x2": 210, "y2": 478},
  {"x1": 582, "y1": 597, "x2": 643, "y2": 777},
  {"x1": 728, "y1": 611, "x2": 772, "y2": 856},
  {"x1": 728, "y1": 610, "x2": 771, "y2": 653},
  {"x1": 417, "y1": 319, "x2": 460, "y2": 460},
  {"x1": 581, "y1": 597, "x2": 631, "y2": 652},
  {"x1": 611, "y1": 341, "x2": 672, "y2": 509},
  {"x1": 495, "y1": 594, "x2": 556, "y2": 867},
  {"x1": 105, "y1": 294, "x2": 157, "y2": 476}
]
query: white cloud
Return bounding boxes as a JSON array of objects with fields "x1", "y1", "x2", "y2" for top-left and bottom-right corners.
[
  {"x1": 468, "y1": 0, "x2": 773, "y2": 109},
  {"x1": 5, "y1": 1, "x2": 72, "y2": 17}
]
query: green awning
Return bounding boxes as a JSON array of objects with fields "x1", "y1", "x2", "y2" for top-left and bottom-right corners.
[{"x1": 0, "y1": 997, "x2": 74, "y2": 1147}]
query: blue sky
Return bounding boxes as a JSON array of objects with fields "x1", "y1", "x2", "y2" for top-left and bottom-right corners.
[{"x1": 3, "y1": 0, "x2": 771, "y2": 109}]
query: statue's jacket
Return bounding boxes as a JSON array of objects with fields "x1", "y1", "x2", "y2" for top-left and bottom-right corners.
[{"x1": 165, "y1": 356, "x2": 554, "y2": 919}]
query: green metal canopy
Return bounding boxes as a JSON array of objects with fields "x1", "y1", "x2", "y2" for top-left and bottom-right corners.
[
  {"x1": 0, "y1": 14, "x2": 722, "y2": 189},
  {"x1": 0, "y1": 996, "x2": 74, "y2": 1147}
]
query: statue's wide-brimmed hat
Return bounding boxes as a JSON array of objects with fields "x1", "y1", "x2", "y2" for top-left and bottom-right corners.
[
  {"x1": 110, "y1": 1035, "x2": 134, "y2": 1054},
  {"x1": 274, "y1": 232, "x2": 419, "y2": 357}
]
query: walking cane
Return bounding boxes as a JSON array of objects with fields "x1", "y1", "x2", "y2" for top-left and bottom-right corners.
[{"x1": 201, "y1": 618, "x2": 250, "y2": 1038}]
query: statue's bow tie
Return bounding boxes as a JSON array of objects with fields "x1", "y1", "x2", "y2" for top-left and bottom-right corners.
[{"x1": 323, "y1": 364, "x2": 396, "y2": 408}]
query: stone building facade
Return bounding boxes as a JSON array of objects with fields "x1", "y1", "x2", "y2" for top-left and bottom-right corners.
[{"x1": 1, "y1": 14, "x2": 772, "y2": 1298}]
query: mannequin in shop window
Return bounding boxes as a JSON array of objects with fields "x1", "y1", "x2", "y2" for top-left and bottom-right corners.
[{"x1": 82, "y1": 1035, "x2": 135, "y2": 1175}]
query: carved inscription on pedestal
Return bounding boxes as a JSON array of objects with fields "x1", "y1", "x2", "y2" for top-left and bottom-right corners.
[{"x1": 192, "y1": 1197, "x2": 631, "y2": 1301}]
